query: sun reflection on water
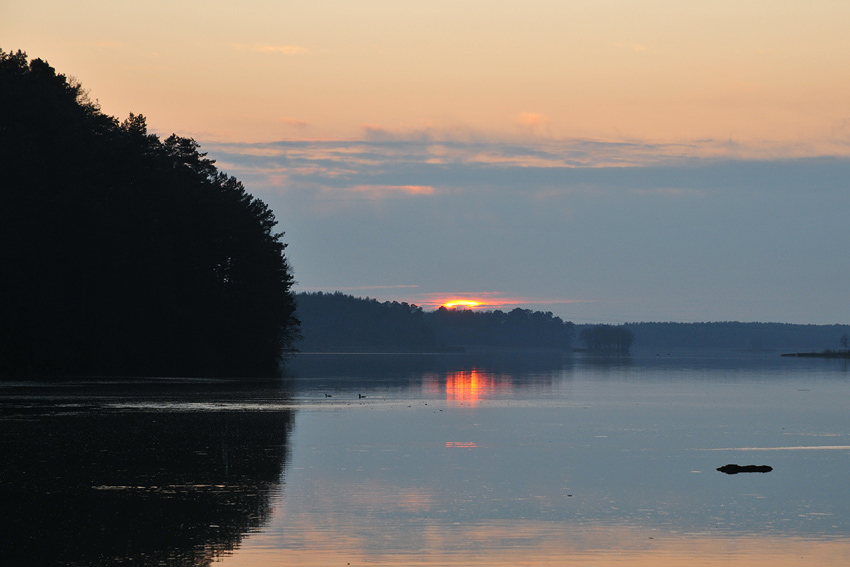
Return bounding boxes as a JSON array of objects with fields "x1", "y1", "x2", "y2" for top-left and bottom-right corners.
[{"x1": 423, "y1": 369, "x2": 513, "y2": 406}]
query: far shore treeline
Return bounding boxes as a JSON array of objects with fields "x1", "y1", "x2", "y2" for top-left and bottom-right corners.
[
  {"x1": 295, "y1": 292, "x2": 575, "y2": 353},
  {"x1": 295, "y1": 292, "x2": 850, "y2": 355},
  {"x1": 0, "y1": 50, "x2": 298, "y2": 378}
]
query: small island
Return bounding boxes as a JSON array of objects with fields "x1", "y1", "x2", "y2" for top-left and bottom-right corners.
[
  {"x1": 781, "y1": 351, "x2": 850, "y2": 359},
  {"x1": 781, "y1": 334, "x2": 850, "y2": 358}
]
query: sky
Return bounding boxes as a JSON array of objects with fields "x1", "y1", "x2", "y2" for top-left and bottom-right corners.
[{"x1": 4, "y1": 1, "x2": 850, "y2": 323}]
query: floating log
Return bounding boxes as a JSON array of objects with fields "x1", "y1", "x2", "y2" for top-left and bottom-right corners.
[{"x1": 717, "y1": 464, "x2": 772, "y2": 474}]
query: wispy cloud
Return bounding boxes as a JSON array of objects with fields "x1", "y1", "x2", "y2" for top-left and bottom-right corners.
[
  {"x1": 344, "y1": 184, "x2": 435, "y2": 196},
  {"x1": 213, "y1": 145, "x2": 286, "y2": 157},
  {"x1": 202, "y1": 135, "x2": 850, "y2": 211},
  {"x1": 198, "y1": 132, "x2": 850, "y2": 324},
  {"x1": 517, "y1": 112, "x2": 547, "y2": 129},
  {"x1": 281, "y1": 117, "x2": 310, "y2": 129}
]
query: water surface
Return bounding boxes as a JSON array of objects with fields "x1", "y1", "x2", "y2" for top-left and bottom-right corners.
[{"x1": 2, "y1": 351, "x2": 849, "y2": 565}]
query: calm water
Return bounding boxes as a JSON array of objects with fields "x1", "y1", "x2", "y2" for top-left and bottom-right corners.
[{"x1": 2, "y1": 351, "x2": 849, "y2": 566}]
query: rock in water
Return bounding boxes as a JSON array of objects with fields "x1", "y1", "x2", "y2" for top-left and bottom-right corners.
[{"x1": 717, "y1": 464, "x2": 772, "y2": 474}]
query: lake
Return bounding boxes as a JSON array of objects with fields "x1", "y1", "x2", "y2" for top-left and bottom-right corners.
[{"x1": 2, "y1": 350, "x2": 849, "y2": 566}]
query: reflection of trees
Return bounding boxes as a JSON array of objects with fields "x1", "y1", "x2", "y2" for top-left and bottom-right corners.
[
  {"x1": 578, "y1": 351, "x2": 634, "y2": 370},
  {"x1": 0, "y1": 405, "x2": 294, "y2": 566}
]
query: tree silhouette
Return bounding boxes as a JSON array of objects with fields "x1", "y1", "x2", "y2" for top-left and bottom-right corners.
[
  {"x1": 579, "y1": 325, "x2": 634, "y2": 352},
  {"x1": 295, "y1": 292, "x2": 434, "y2": 352},
  {"x1": 293, "y1": 293, "x2": 575, "y2": 353},
  {"x1": 0, "y1": 50, "x2": 298, "y2": 377},
  {"x1": 427, "y1": 306, "x2": 574, "y2": 351}
]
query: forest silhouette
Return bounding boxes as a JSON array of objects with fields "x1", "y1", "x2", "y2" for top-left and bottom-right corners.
[
  {"x1": 578, "y1": 324, "x2": 634, "y2": 352},
  {"x1": 295, "y1": 293, "x2": 850, "y2": 355},
  {"x1": 0, "y1": 50, "x2": 298, "y2": 377},
  {"x1": 295, "y1": 291, "x2": 575, "y2": 352}
]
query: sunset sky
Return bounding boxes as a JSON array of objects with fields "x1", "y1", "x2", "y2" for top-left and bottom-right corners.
[{"x1": 5, "y1": 1, "x2": 850, "y2": 323}]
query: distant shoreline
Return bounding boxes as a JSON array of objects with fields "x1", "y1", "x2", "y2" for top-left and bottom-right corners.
[{"x1": 780, "y1": 350, "x2": 850, "y2": 359}]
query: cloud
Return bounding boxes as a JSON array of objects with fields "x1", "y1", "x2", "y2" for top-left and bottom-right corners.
[
  {"x1": 517, "y1": 112, "x2": 547, "y2": 129},
  {"x1": 202, "y1": 136, "x2": 850, "y2": 211},
  {"x1": 200, "y1": 133, "x2": 850, "y2": 324},
  {"x1": 344, "y1": 184, "x2": 435, "y2": 197},
  {"x1": 361, "y1": 124, "x2": 392, "y2": 141},
  {"x1": 830, "y1": 117, "x2": 850, "y2": 142},
  {"x1": 281, "y1": 117, "x2": 310, "y2": 129},
  {"x1": 212, "y1": 145, "x2": 286, "y2": 157},
  {"x1": 361, "y1": 124, "x2": 438, "y2": 143}
]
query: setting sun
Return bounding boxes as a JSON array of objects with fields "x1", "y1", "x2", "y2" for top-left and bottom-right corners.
[{"x1": 443, "y1": 299, "x2": 482, "y2": 309}]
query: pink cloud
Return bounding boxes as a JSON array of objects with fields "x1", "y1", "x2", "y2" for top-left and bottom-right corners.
[
  {"x1": 281, "y1": 117, "x2": 310, "y2": 129},
  {"x1": 346, "y1": 184, "x2": 435, "y2": 196},
  {"x1": 517, "y1": 112, "x2": 547, "y2": 129}
]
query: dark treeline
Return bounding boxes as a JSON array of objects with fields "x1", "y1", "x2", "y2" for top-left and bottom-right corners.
[
  {"x1": 579, "y1": 324, "x2": 634, "y2": 352},
  {"x1": 0, "y1": 50, "x2": 298, "y2": 377},
  {"x1": 294, "y1": 292, "x2": 575, "y2": 352},
  {"x1": 599, "y1": 322, "x2": 850, "y2": 352},
  {"x1": 428, "y1": 305, "x2": 574, "y2": 351},
  {"x1": 296, "y1": 296, "x2": 850, "y2": 353},
  {"x1": 295, "y1": 292, "x2": 433, "y2": 352}
]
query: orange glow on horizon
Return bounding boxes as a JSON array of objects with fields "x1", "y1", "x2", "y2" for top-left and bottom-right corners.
[
  {"x1": 416, "y1": 293, "x2": 562, "y2": 311},
  {"x1": 443, "y1": 299, "x2": 482, "y2": 309}
]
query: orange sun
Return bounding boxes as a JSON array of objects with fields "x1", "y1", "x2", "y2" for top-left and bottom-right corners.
[{"x1": 443, "y1": 299, "x2": 482, "y2": 309}]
